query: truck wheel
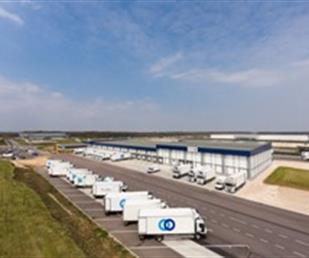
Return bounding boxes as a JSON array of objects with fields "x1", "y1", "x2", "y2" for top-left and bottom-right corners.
[
  {"x1": 139, "y1": 235, "x2": 145, "y2": 241},
  {"x1": 194, "y1": 234, "x2": 201, "y2": 240},
  {"x1": 123, "y1": 221, "x2": 129, "y2": 226},
  {"x1": 156, "y1": 235, "x2": 164, "y2": 242}
]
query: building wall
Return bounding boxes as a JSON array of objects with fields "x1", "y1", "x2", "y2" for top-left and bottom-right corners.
[{"x1": 91, "y1": 143, "x2": 272, "y2": 179}]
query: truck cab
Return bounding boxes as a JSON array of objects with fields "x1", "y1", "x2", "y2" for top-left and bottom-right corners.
[{"x1": 215, "y1": 175, "x2": 226, "y2": 190}]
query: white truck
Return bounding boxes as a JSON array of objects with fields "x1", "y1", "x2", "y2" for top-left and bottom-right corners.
[
  {"x1": 46, "y1": 159, "x2": 63, "y2": 169},
  {"x1": 67, "y1": 168, "x2": 92, "y2": 183},
  {"x1": 188, "y1": 168, "x2": 198, "y2": 182},
  {"x1": 110, "y1": 152, "x2": 131, "y2": 162},
  {"x1": 196, "y1": 166, "x2": 216, "y2": 185},
  {"x1": 104, "y1": 191, "x2": 152, "y2": 215},
  {"x1": 225, "y1": 171, "x2": 247, "y2": 193},
  {"x1": 48, "y1": 162, "x2": 73, "y2": 177},
  {"x1": 147, "y1": 165, "x2": 160, "y2": 174},
  {"x1": 301, "y1": 151, "x2": 309, "y2": 161},
  {"x1": 92, "y1": 180, "x2": 127, "y2": 198},
  {"x1": 73, "y1": 148, "x2": 86, "y2": 155},
  {"x1": 172, "y1": 164, "x2": 191, "y2": 179},
  {"x1": 123, "y1": 199, "x2": 167, "y2": 225},
  {"x1": 74, "y1": 173, "x2": 99, "y2": 188},
  {"x1": 138, "y1": 208, "x2": 207, "y2": 241},
  {"x1": 214, "y1": 175, "x2": 227, "y2": 190}
]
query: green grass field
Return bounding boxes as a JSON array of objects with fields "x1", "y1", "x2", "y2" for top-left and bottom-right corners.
[
  {"x1": 0, "y1": 160, "x2": 86, "y2": 258},
  {"x1": 0, "y1": 161, "x2": 133, "y2": 258},
  {"x1": 264, "y1": 166, "x2": 309, "y2": 191}
]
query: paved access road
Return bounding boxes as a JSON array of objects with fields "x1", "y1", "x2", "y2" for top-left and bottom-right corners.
[{"x1": 57, "y1": 154, "x2": 309, "y2": 258}]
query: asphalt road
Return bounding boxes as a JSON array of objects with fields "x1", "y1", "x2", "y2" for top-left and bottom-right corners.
[{"x1": 56, "y1": 154, "x2": 309, "y2": 258}]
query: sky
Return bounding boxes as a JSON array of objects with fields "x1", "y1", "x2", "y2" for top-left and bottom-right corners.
[{"x1": 0, "y1": 1, "x2": 309, "y2": 131}]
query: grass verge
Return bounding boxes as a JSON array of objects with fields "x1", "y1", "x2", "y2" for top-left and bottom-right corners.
[
  {"x1": 0, "y1": 160, "x2": 85, "y2": 258},
  {"x1": 0, "y1": 160, "x2": 134, "y2": 258},
  {"x1": 264, "y1": 166, "x2": 309, "y2": 191}
]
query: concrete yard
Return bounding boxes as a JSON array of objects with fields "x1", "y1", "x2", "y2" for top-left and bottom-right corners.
[
  {"x1": 105, "y1": 158, "x2": 309, "y2": 217},
  {"x1": 237, "y1": 160, "x2": 309, "y2": 216}
]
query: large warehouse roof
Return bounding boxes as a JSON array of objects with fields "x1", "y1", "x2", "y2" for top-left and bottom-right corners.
[{"x1": 89, "y1": 139, "x2": 271, "y2": 156}]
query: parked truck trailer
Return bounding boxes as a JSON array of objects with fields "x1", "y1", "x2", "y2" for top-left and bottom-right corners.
[
  {"x1": 173, "y1": 164, "x2": 191, "y2": 179},
  {"x1": 92, "y1": 180, "x2": 127, "y2": 198},
  {"x1": 138, "y1": 208, "x2": 207, "y2": 241},
  {"x1": 225, "y1": 171, "x2": 247, "y2": 193},
  {"x1": 123, "y1": 199, "x2": 167, "y2": 225},
  {"x1": 104, "y1": 191, "x2": 152, "y2": 215}
]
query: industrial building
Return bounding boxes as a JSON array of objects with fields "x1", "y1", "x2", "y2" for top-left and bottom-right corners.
[{"x1": 88, "y1": 139, "x2": 272, "y2": 179}]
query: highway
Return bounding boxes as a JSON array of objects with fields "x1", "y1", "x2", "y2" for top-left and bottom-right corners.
[{"x1": 56, "y1": 154, "x2": 309, "y2": 258}]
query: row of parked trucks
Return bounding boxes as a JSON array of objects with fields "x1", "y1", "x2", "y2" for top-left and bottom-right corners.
[
  {"x1": 172, "y1": 163, "x2": 246, "y2": 193},
  {"x1": 73, "y1": 147, "x2": 131, "y2": 162},
  {"x1": 46, "y1": 159, "x2": 208, "y2": 241}
]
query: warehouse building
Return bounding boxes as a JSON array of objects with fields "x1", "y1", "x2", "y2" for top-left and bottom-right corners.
[{"x1": 88, "y1": 139, "x2": 272, "y2": 179}]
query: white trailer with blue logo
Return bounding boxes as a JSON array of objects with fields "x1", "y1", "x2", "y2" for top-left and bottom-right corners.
[
  {"x1": 123, "y1": 199, "x2": 167, "y2": 225},
  {"x1": 73, "y1": 173, "x2": 99, "y2": 188},
  {"x1": 104, "y1": 191, "x2": 152, "y2": 215},
  {"x1": 67, "y1": 168, "x2": 92, "y2": 183},
  {"x1": 138, "y1": 208, "x2": 207, "y2": 241}
]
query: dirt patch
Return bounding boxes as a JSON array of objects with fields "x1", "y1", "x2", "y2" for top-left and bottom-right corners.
[{"x1": 13, "y1": 156, "x2": 49, "y2": 169}]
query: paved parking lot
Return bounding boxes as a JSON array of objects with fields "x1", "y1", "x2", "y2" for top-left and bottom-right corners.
[{"x1": 38, "y1": 168, "x2": 215, "y2": 258}]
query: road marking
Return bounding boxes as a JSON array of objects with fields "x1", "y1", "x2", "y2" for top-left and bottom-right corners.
[
  {"x1": 245, "y1": 233, "x2": 254, "y2": 238},
  {"x1": 278, "y1": 234, "x2": 288, "y2": 239},
  {"x1": 252, "y1": 224, "x2": 259, "y2": 229},
  {"x1": 293, "y1": 251, "x2": 307, "y2": 258},
  {"x1": 111, "y1": 230, "x2": 137, "y2": 234},
  {"x1": 130, "y1": 246, "x2": 168, "y2": 250},
  {"x1": 95, "y1": 218, "x2": 120, "y2": 222},
  {"x1": 222, "y1": 223, "x2": 229, "y2": 229},
  {"x1": 275, "y1": 244, "x2": 285, "y2": 250},
  {"x1": 264, "y1": 228, "x2": 273, "y2": 234},
  {"x1": 296, "y1": 239, "x2": 309, "y2": 247},
  {"x1": 84, "y1": 208, "x2": 103, "y2": 212},
  {"x1": 229, "y1": 216, "x2": 247, "y2": 225},
  {"x1": 259, "y1": 238, "x2": 268, "y2": 244},
  {"x1": 232, "y1": 227, "x2": 240, "y2": 233}
]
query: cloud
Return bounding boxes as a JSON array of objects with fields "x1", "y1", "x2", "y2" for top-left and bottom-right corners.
[
  {"x1": 149, "y1": 52, "x2": 183, "y2": 77},
  {"x1": 0, "y1": 75, "x2": 165, "y2": 131},
  {"x1": 170, "y1": 67, "x2": 284, "y2": 88},
  {"x1": 0, "y1": 6, "x2": 24, "y2": 26}
]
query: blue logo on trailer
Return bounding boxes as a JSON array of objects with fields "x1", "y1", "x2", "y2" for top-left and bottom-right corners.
[
  {"x1": 158, "y1": 218, "x2": 176, "y2": 231},
  {"x1": 119, "y1": 198, "x2": 126, "y2": 208}
]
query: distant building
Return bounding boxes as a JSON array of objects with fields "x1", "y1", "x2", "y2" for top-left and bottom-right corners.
[{"x1": 19, "y1": 132, "x2": 67, "y2": 142}]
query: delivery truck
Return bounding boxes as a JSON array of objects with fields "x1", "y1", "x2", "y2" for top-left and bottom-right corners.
[
  {"x1": 196, "y1": 166, "x2": 216, "y2": 185},
  {"x1": 67, "y1": 168, "x2": 92, "y2": 183},
  {"x1": 225, "y1": 171, "x2": 247, "y2": 193},
  {"x1": 74, "y1": 173, "x2": 99, "y2": 188},
  {"x1": 123, "y1": 199, "x2": 167, "y2": 225},
  {"x1": 188, "y1": 168, "x2": 198, "y2": 182},
  {"x1": 138, "y1": 208, "x2": 207, "y2": 241},
  {"x1": 46, "y1": 159, "x2": 64, "y2": 169},
  {"x1": 214, "y1": 175, "x2": 227, "y2": 190},
  {"x1": 92, "y1": 180, "x2": 127, "y2": 198},
  {"x1": 301, "y1": 151, "x2": 309, "y2": 161},
  {"x1": 172, "y1": 164, "x2": 191, "y2": 179},
  {"x1": 104, "y1": 191, "x2": 152, "y2": 215},
  {"x1": 48, "y1": 162, "x2": 73, "y2": 177}
]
